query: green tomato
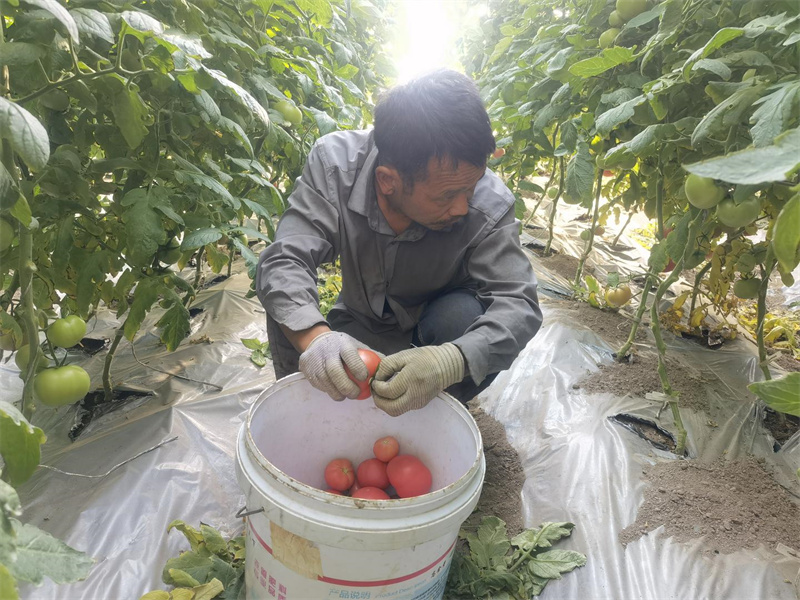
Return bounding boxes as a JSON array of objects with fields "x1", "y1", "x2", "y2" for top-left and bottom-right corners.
[
  {"x1": 580, "y1": 230, "x2": 592, "y2": 241},
  {"x1": 684, "y1": 174, "x2": 725, "y2": 209},
  {"x1": 735, "y1": 253, "x2": 757, "y2": 274},
  {"x1": 158, "y1": 237, "x2": 182, "y2": 265},
  {"x1": 605, "y1": 286, "x2": 632, "y2": 307},
  {"x1": 616, "y1": 0, "x2": 647, "y2": 21},
  {"x1": 547, "y1": 187, "x2": 558, "y2": 199},
  {"x1": 274, "y1": 100, "x2": 302, "y2": 126},
  {"x1": 0, "y1": 218, "x2": 15, "y2": 252},
  {"x1": 609, "y1": 10, "x2": 623, "y2": 27},
  {"x1": 599, "y1": 28, "x2": 621, "y2": 49},
  {"x1": 15, "y1": 345, "x2": 48, "y2": 372},
  {"x1": 716, "y1": 196, "x2": 761, "y2": 228},
  {"x1": 733, "y1": 278, "x2": 761, "y2": 300},
  {"x1": 46, "y1": 315, "x2": 87, "y2": 349},
  {"x1": 618, "y1": 154, "x2": 637, "y2": 170},
  {"x1": 39, "y1": 89, "x2": 70, "y2": 112},
  {"x1": 34, "y1": 365, "x2": 91, "y2": 406}
]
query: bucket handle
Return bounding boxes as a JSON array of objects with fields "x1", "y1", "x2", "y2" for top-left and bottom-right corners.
[{"x1": 235, "y1": 505, "x2": 265, "y2": 519}]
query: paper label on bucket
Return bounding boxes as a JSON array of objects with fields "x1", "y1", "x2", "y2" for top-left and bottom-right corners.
[{"x1": 246, "y1": 515, "x2": 457, "y2": 600}]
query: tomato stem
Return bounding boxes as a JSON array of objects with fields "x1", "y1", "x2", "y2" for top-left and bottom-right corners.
[
  {"x1": 103, "y1": 326, "x2": 125, "y2": 403},
  {"x1": 544, "y1": 156, "x2": 565, "y2": 256},
  {"x1": 573, "y1": 167, "x2": 603, "y2": 290}
]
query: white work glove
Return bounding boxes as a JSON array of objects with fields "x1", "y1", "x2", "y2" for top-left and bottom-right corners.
[
  {"x1": 299, "y1": 331, "x2": 371, "y2": 401},
  {"x1": 371, "y1": 343, "x2": 465, "y2": 417}
]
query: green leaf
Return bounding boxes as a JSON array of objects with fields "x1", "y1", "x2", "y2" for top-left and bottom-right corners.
[
  {"x1": 569, "y1": 46, "x2": 636, "y2": 78},
  {"x1": 217, "y1": 116, "x2": 253, "y2": 156},
  {"x1": 22, "y1": 0, "x2": 79, "y2": 41},
  {"x1": 250, "y1": 350, "x2": 267, "y2": 367},
  {"x1": 120, "y1": 10, "x2": 165, "y2": 36},
  {"x1": 10, "y1": 195, "x2": 31, "y2": 227},
  {"x1": 124, "y1": 278, "x2": 160, "y2": 341},
  {"x1": 692, "y1": 58, "x2": 731, "y2": 81},
  {"x1": 691, "y1": 86, "x2": 762, "y2": 147},
  {"x1": 162, "y1": 549, "x2": 238, "y2": 589},
  {"x1": 748, "y1": 373, "x2": 800, "y2": 417},
  {"x1": 156, "y1": 291, "x2": 190, "y2": 351},
  {"x1": 565, "y1": 143, "x2": 595, "y2": 202},
  {"x1": 684, "y1": 127, "x2": 800, "y2": 184},
  {"x1": 167, "y1": 569, "x2": 200, "y2": 587},
  {"x1": 191, "y1": 578, "x2": 225, "y2": 600},
  {"x1": 511, "y1": 522, "x2": 575, "y2": 551},
  {"x1": 595, "y1": 95, "x2": 646, "y2": 137},
  {"x1": 175, "y1": 171, "x2": 234, "y2": 206},
  {"x1": 0, "y1": 42, "x2": 45, "y2": 67},
  {"x1": 648, "y1": 240, "x2": 669, "y2": 272},
  {"x1": 204, "y1": 244, "x2": 229, "y2": 273},
  {"x1": 683, "y1": 28, "x2": 744, "y2": 79},
  {"x1": 70, "y1": 8, "x2": 114, "y2": 43},
  {"x1": 0, "y1": 311, "x2": 23, "y2": 351},
  {"x1": 772, "y1": 194, "x2": 800, "y2": 273},
  {"x1": 194, "y1": 92, "x2": 221, "y2": 124},
  {"x1": 202, "y1": 68, "x2": 269, "y2": 127},
  {"x1": 0, "y1": 479, "x2": 21, "y2": 537},
  {"x1": 527, "y1": 549, "x2": 587, "y2": 580},
  {"x1": 307, "y1": 106, "x2": 337, "y2": 136},
  {"x1": 6, "y1": 519, "x2": 93, "y2": 584},
  {"x1": 0, "y1": 98, "x2": 49, "y2": 171},
  {"x1": 465, "y1": 516, "x2": 511, "y2": 569},
  {"x1": 182, "y1": 228, "x2": 223, "y2": 251},
  {"x1": 139, "y1": 592, "x2": 170, "y2": 600},
  {"x1": 167, "y1": 520, "x2": 205, "y2": 552},
  {"x1": 0, "y1": 401, "x2": 46, "y2": 487},
  {"x1": 0, "y1": 564, "x2": 18, "y2": 600},
  {"x1": 750, "y1": 82, "x2": 800, "y2": 147},
  {"x1": 123, "y1": 203, "x2": 166, "y2": 267},
  {"x1": 665, "y1": 211, "x2": 691, "y2": 262},
  {"x1": 112, "y1": 88, "x2": 150, "y2": 149},
  {"x1": 200, "y1": 525, "x2": 228, "y2": 558},
  {"x1": 241, "y1": 338, "x2": 264, "y2": 351}
]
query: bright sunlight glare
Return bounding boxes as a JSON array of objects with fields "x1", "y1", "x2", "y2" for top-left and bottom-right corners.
[{"x1": 390, "y1": 1, "x2": 489, "y2": 84}]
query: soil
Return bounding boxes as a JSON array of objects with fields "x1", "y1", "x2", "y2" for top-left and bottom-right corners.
[
  {"x1": 533, "y1": 249, "x2": 595, "y2": 282},
  {"x1": 763, "y1": 409, "x2": 800, "y2": 445},
  {"x1": 772, "y1": 351, "x2": 800, "y2": 373},
  {"x1": 560, "y1": 301, "x2": 645, "y2": 348},
  {"x1": 463, "y1": 404, "x2": 525, "y2": 537},
  {"x1": 578, "y1": 352, "x2": 710, "y2": 414},
  {"x1": 620, "y1": 458, "x2": 800, "y2": 555}
]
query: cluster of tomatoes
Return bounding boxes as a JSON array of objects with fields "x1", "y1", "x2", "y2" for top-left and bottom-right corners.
[{"x1": 322, "y1": 436, "x2": 432, "y2": 500}]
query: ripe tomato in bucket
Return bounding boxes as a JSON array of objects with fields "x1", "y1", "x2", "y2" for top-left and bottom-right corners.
[{"x1": 343, "y1": 348, "x2": 381, "y2": 399}]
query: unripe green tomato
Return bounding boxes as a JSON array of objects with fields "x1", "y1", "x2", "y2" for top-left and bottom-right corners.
[
  {"x1": 15, "y1": 345, "x2": 48, "y2": 372},
  {"x1": 547, "y1": 187, "x2": 558, "y2": 199},
  {"x1": 605, "y1": 286, "x2": 632, "y2": 307},
  {"x1": 684, "y1": 174, "x2": 725, "y2": 209},
  {"x1": 733, "y1": 278, "x2": 761, "y2": 300},
  {"x1": 158, "y1": 237, "x2": 182, "y2": 265},
  {"x1": 46, "y1": 315, "x2": 87, "y2": 349},
  {"x1": 716, "y1": 196, "x2": 761, "y2": 228},
  {"x1": 580, "y1": 230, "x2": 591, "y2": 241},
  {"x1": 39, "y1": 89, "x2": 70, "y2": 111},
  {"x1": 599, "y1": 28, "x2": 621, "y2": 49},
  {"x1": 616, "y1": 0, "x2": 647, "y2": 21},
  {"x1": 34, "y1": 365, "x2": 91, "y2": 406},
  {"x1": 0, "y1": 218, "x2": 15, "y2": 252},
  {"x1": 609, "y1": 10, "x2": 623, "y2": 27},
  {"x1": 735, "y1": 253, "x2": 757, "y2": 274},
  {"x1": 618, "y1": 154, "x2": 637, "y2": 170},
  {"x1": 274, "y1": 100, "x2": 302, "y2": 126}
]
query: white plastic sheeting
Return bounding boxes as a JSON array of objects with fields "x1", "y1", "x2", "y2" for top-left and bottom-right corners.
[{"x1": 6, "y1": 214, "x2": 799, "y2": 599}]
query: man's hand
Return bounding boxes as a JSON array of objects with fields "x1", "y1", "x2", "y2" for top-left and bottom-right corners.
[
  {"x1": 371, "y1": 344, "x2": 465, "y2": 416},
  {"x1": 299, "y1": 331, "x2": 371, "y2": 401}
]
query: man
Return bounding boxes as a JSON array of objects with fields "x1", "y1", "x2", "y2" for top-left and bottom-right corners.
[{"x1": 256, "y1": 70, "x2": 542, "y2": 417}]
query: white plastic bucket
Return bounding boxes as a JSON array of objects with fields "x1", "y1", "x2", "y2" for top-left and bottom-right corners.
[{"x1": 235, "y1": 373, "x2": 485, "y2": 600}]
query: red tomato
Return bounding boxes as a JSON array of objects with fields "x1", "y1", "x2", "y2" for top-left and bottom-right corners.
[
  {"x1": 349, "y1": 478, "x2": 362, "y2": 495},
  {"x1": 492, "y1": 148, "x2": 505, "y2": 159},
  {"x1": 373, "y1": 436, "x2": 400, "y2": 463},
  {"x1": 387, "y1": 455, "x2": 432, "y2": 498},
  {"x1": 357, "y1": 458, "x2": 389, "y2": 489},
  {"x1": 343, "y1": 348, "x2": 381, "y2": 399},
  {"x1": 326, "y1": 489, "x2": 344, "y2": 496},
  {"x1": 352, "y1": 486, "x2": 390, "y2": 500},
  {"x1": 324, "y1": 458, "x2": 355, "y2": 492}
]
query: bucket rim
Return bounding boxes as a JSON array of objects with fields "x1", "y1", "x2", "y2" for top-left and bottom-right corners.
[{"x1": 243, "y1": 372, "x2": 483, "y2": 512}]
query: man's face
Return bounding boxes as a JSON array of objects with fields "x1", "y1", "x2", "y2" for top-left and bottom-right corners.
[{"x1": 383, "y1": 157, "x2": 486, "y2": 230}]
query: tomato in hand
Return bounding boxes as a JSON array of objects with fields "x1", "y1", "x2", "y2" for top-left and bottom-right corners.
[
  {"x1": 387, "y1": 455, "x2": 432, "y2": 498},
  {"x1": 357, "y1": 458, "x2": 389, "y2": 489},
  {"x1": 34, "y1": 365, "x2": 91, "y2": 406},
  {"x1": 324, "y1": 458, "x2": 355, "y2": 492},
  {"x1": 343, "y1": 348, "x2": 381, "y2": 400},
  {"x1": 352, "y1": 486, "x2": 390, "y2": 500},
  {"x1": 46, "y1": 315, "x2": 87, "y2": 349},
  {"x1": 373, "y1": 436, "x2": 400, "y2": 463}
]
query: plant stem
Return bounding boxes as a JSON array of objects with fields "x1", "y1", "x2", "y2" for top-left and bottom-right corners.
[
  {"x1": 193, "y1": 246, "x2": 205, "y2": 290},
  {"x1": 103, "y1": 327, "x2": 125, "y2": 403},
  {"x1": 649, "y1": 210, "x2": 704, "y2": 455},
  {"x1": 544, "y1": 157, "x2": 565, "y2": 255},
  {"x1": 655, "y1": 171, "x2": 664, "y2": 239},
  {"x1": 755, "y1": 256, "x2": 777, "y2": 382},
  {"x1": 573, "y1": 168, "x2": 603, "y2": 289},
  {"x1": 688, "y1": 261, "x2": 713, "y2": 331},
  {"x1": 17, "y1": 225, "x2": 39, "y2": 420},
  {"x1": 616, "y1": 272, "x2": 656, "y2": 359},
  {"x1": 611, "y1": 211, "x2": 634, "y2": 248}
]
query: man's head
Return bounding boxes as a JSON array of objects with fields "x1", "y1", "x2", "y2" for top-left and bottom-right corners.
[{"x1": 373, "y1": 70, "x2": 495, "y2": 230}]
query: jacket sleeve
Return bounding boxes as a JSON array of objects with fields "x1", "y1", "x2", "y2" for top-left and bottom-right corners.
[
  {"x1": 452, "y1": 207, "x2": 543, "y2": 384},
  {"x1": 255, "y1": 142, "x2": 340, "y2": 332}
]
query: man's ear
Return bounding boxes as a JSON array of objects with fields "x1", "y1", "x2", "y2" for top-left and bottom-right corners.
[{"x1": 375, "y1": 165, "x2": 401, "y2": 196}]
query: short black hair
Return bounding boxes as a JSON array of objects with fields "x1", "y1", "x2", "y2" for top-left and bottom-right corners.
[{"x1": 373, "y1": 69, "x2": 495, "y2": 186}]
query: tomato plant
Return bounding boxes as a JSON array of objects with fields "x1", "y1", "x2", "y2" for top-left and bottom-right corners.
[
  {"x1": 357, "y1": 458, "x2": 390, "y2": 489},
  {"x1": 386, "y1": 455, "x2": 432, "y2": 498},
  {"x1": 324, "y1": 458, "x2": 356, "y2": 492},
  {"x1": 373, "y1": 435, "x2": 400, "y2": 463}
]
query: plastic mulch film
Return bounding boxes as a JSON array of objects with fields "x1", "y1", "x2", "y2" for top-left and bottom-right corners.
[{"x1": 5, "y1": 202, "x2": 799, "y2": 599}]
